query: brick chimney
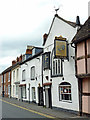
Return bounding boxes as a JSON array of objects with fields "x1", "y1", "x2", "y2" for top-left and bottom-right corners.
[
  {"x1": 12, "y1": 60, "x2": 16, "y2": 65},
  {"x1": 43, "y1": 33, "x2": 48, "y2": 46},
  {"x1": 26, "y1": 49, "x2": 32, "y2": 55},
  {"x1": 19, "y1": 55, "x2": 22, "y2": 62},
  {"x1": 17, "y1": 57, "x2": 19, "y2": 62}
]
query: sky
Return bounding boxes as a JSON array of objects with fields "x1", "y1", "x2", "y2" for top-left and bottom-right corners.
[{"x1": 0, "y1": 0, "x2": 89, "y2": 73}]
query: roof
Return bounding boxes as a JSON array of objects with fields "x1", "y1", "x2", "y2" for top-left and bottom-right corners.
[
  {"x1": 11, "y1": 61, "x2": 22, "y2": 70},
  {"x1": 1, "y1": 60, "x2": 22, "y2": 74},
  {"x1": 72, "y1": 16, "x2": 90, "y2": 44},
  {"x1": 2, "y1": 66, "x2": 13, "y2": 74},
  {"x1": 20, "y1": 49, "x2": 43, "y2": 65},
  {"x1": 43, "y1": 14, "x2": 76, "y2": 46}
]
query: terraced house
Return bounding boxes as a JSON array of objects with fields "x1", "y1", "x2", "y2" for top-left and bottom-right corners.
[
  {"x1": 2, "y1": 66, "x2": 12, "y2": 97},
  {"x1": 19, "y1": 46, "x2": 43, "y2": 105}
]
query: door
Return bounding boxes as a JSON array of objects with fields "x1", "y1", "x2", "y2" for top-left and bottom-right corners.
[
  {"x1": 38, "y1": 87, "x2": 43, "y2": 106},
  {"x1": 32, "y1": 87, "x2": 36, "y2": 102},
  {"x1": 45, "y1": 88, "x2": 52, "y2": 108}
]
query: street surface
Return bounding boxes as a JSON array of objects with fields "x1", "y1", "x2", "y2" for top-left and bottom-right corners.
[{"x1": 0, "y1": 96, "x2": 89, "y2": 120}]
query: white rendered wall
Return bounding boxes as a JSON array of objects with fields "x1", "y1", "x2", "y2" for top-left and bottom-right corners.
[
  {"x1": 20, "y1": 54, "x2": 42, "y2": 103},
  {"x1": 43, "y1": 16, "x2": 79, "y2": 111}
]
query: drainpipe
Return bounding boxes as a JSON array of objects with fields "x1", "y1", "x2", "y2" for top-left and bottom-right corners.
[
  {"x1": 42, "y1": 54, "x2": 44, "y2": 106},
  {"x1": 29, "y1": 83, "x2": 30, "y2": 104}
]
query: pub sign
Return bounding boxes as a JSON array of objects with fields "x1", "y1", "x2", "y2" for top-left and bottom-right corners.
[{"x1": 54, "y1": 36, "x2": 68, "y2": 59}]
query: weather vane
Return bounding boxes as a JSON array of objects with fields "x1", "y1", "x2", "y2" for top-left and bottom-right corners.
[{"x1": 55, "y1": 8, "x2": 59, "y2": 14}]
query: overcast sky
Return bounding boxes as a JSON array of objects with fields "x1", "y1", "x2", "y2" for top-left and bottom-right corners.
[{"x1": 0, "y1": 0, "x2": 89, "y2": 73}]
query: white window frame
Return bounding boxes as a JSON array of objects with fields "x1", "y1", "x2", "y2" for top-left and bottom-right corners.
[
  {"x1": 52, "y1": 57, "x2": 62, "y2": 76},
  {"x1": 8, "y1": 72, "x2": 10, "y2": 82},
  {"x1": 22, "y1": 86, "x2": 26, "y2": 99},
  {"x1": 22, "y1": 69, "x2": 26, "y2": 81},
  {"x1": 32, "y1": 87, "x2": 36, "y2": 101},
  {"x1": 4, "y1": 74, "x2": 6, "y2": 83},
  {"x1": 16, "y1": 69, "x2": 19, "y2": 81},
  {"x1": 13, "y1": 71, "x2": 15, "y2": 82},
  {"x1": 31, "y1": 66, "x2": 35, "y2": 80},
  {"x1": 59, "y1": 82, "x2": 72, "y2": 102},
  {"x1": 16, "y1": 85, "x2": 18, "y2": 96},
  {"x1": 8, "y1": 85, "x2": 10, "y2": 95}
]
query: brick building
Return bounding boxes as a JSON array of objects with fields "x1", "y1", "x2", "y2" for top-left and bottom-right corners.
[{"x1": 2, "y1": 66, "x2": 12, "y2": 97}]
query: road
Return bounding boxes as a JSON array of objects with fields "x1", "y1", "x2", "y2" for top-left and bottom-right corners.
[
  {"x1": 1, "y1": 99, "x2": 52, "y2": 119},
  {"x1": 0, "y1": 97, "x2": 89, "y2": 120}
]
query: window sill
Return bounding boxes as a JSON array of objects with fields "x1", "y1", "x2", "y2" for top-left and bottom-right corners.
[
  {"x1": 59, "y1": 100, "x2": 72, "y2": 103},
  {"x1": 31, "y1": 79, "x2": 35, "y2": 80},
  {"x1": 51, "y1": 74, "x2": 63, "y2": 78},
  {"x1": 22, "y1": 97, "x2": 27, "y2": 99},
  {"x1": 22, "y1": 80, "x2": 25, "y2": 81}
]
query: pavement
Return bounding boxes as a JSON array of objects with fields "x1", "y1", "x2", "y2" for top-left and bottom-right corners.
[{"x1": 1, "y1": 96, "x2": 90, "y2": 120}]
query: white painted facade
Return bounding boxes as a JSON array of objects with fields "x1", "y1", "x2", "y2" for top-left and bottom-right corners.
[
  {"x1": 43, "y1": 15, "x2": 79, "y2": 112},
  {"x1": 19, "y1": 53, "x2": 42, "y2": 104},
  {"x1": 11, "y1": 65, "x2": 21, "y2": 100}
]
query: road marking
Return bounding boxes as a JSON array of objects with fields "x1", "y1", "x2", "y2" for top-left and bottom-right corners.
[{"x1": 0, "y1": 99, "x2": 55, "y2": 119}]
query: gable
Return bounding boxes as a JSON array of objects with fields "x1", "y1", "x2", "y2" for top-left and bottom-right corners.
[
  {"x1": 44, "y1": 14, "x2": 77, "y2": 50},
  {"x1": 43, "y1": 14, "x2": 76, "y2": 46}
]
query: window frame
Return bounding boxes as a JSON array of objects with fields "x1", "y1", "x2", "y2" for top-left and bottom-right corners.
[
  {"x1": 22, "y1": 69, "x2": 26, "y2": 81},
  {"x1": 32, "y1": 87, "x2": 36, "y2": 102},
  {"x1": 31, "y1": 66, "x2": 35, "y2": 80},
  {"x1": 8, "y1": 72, "x2": 10, "y2": 82},
  {"x1": 59, "y1": 82, "x2": 72, "y2": 102},
  {"x1": 51, "y1": 49, "x2": 63, "y2": 77},
  {"x1": 22, "y1": 85, "x2": 26, "y2": 99}
]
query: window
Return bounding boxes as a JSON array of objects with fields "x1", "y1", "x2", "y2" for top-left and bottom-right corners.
[
  {"x1": 8, "y1": 72, "x2": 10, "y2": 82},
  {"x1": 59, "y1": 82, "x2": 72, "y2": 102},
  {"x1": 16, "y1": 85, "x2": 18, "y2": 95},
  {"x1": 17, "y1": 69, "x2": 19, "y2": 81},
  {"x1": 22, "y1": 86, "x2": 26, "y2": 99},
  {"x1": 2, "y1": 75, "x2": 3, "y2": 83},
  {"x1": 8, "y1": 85, "x2": 10, "y2": 95},
  {"x1": 22, "y1": 70, "x2": 26, "y2": 81},
  {"x1": 32, "y1": 87, "x2": 36, "y2": 101},
  {"x1": 51, "y1": 50, "x2": 62, "y2": 77},
  {"x1": 13, "y1": 71, "x2": 15, "y2": 82},
  {"x1": 4, "y1": 74, "x2": 6, "y2": 83},
  {"x1": 31, "y1": 66, "x2": 35, "y2": 80},
  {"x1": 52, "y1": 58, "x2": 62, "y2": 76}
]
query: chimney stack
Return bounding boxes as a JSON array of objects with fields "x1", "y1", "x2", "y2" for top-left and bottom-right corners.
[
  {"x1": 43, "y1": 33, "x2": 48, "y2": 46},
  {"x1": 76, "y1": 16, "x2": 80, "y2": 26},
  {"x1": 26, "y1": 49, "x2": 32, "y2": 55},
  {"x1": 12, "y1": 60, "x2": 16, "y2": 65},
  {"x1": 19, "y1": 55, "x2": 22, "y2": 62},
  {"x1": 17, "y1": 57, "x2": 19, "y2": 62}
]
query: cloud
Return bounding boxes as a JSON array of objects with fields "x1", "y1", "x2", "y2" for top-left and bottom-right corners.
[{"x1": 0, "y1": 0, "x2": 89, "y2": 73}]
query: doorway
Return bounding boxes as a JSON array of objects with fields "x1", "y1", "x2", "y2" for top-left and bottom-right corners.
[{"x1": 45, "y1": 88, "x2": 52, "y2": 108}]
